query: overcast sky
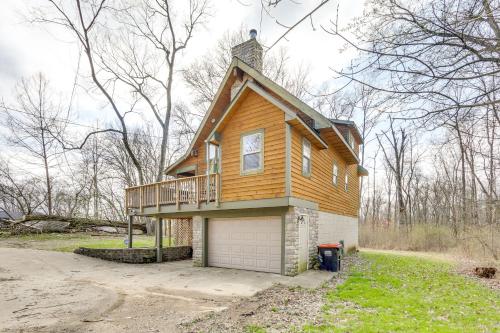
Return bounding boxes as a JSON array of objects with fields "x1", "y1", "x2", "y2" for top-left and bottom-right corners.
[
  {"x1": 0, "y1": 0, "x2": 366, "y2": 172},
  {"x1": 0, "y1": 0, "x2": 364, "y2": 108}
]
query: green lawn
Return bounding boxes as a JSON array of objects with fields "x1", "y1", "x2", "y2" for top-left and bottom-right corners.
[
  {"x1": 0, "y1": 232, "x2": 173, "y2": 252},
  {"x1": 54, "y1": 236, "x2": 161, "y2": 252},
  {"x1": 306, "y1": 252, "x2": 499, "y2": 333}
]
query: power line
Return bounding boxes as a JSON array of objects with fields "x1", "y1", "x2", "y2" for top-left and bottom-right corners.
[
  {"x1": 265, "y1": 0, "x2": 330, "y2": 52},
  {"x1": 0, "y1": 105, "x2": 168, "y2": 140}
]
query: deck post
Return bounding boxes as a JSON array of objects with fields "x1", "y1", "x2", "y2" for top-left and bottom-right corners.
[
  {"x1": 196, "y1": 177, "x2": 200, "y2": 208},
  {"x1": 206, "y1": 174, "x2": 210, "y2": 204},
  {"x1": 127, "y1": 215, "x2": 133, "y2": 248},
  {"x1": 215, "y1": 174, "x2": 220, "y2": 207},
  {"x1": 156, "y1": 217, "x2": 163, "y2": 263},
  {"x1": 139, "y1": 187, "x2": 143, "y2": 212},
  {"x1": 156, "y1": 183, "x2": 160, "y2": 211},
  {"x1": 168, "y1": 219, "x2": 172, "y2": 246},
  {"x1": 175, "y1": 181, "x2": 180, "y2": 209}
]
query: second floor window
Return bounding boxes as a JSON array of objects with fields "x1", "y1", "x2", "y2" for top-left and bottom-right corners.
[
  {"x1": 241, "y1": 130, "x2": 263, "y2": 174},
  {"x1": 347, "y1": 131, "x2": 356, "y2": 150},
  {"x1": 302, "y1": 138, "x2": 311, "y2": 176},
  {"x1": 332, "y1": 162, "x2": 338, "y2": 186},
  {"x1": 208, "y1": 143, "x2": 219, "y2": 173},
  {"x1": 344, "y1": 172, "x2": 349, "y2": 192}
]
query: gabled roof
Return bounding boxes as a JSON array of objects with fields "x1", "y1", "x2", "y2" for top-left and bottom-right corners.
[
  {"x1": 208, "y1": 80, "x2": 328, "y2": 149},
  {"x1": 166, "y1": 57, "x2": 359, "y2": 174}
]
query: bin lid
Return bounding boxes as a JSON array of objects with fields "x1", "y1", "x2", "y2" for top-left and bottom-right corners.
[{"x1": 318, "y1": 243, "x2": 342, "y2": 249}]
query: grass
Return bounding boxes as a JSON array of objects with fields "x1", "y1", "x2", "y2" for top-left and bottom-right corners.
[
  {"x1": 305, "y1": 252, "x2": 500, "y2": 333},
  {"x1": 245, "y1": 324, "x2": 266, "y2": 333},
  {"x1": 54, "y1": 237, "x2": 161, "y2": 252},
  {"x1": 0, "y1": 232, "x2": 174, "y2": 252}
]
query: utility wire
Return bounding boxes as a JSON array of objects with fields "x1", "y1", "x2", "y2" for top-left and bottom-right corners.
[
  {"x1": 265, "y1": 0, "x2": 330, "y2": 52},
  {"x1": 0, "y1": 105, "x2": 167, "y2": 140}
]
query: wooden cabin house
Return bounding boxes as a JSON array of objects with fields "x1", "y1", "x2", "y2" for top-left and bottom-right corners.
[{"x1": 125, "y1": 30, "x2": 367, "y2": 276}]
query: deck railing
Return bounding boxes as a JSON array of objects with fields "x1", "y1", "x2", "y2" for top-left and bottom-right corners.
[{"x1": 125, "y1": 173, "x2": 219, "y2": 211}]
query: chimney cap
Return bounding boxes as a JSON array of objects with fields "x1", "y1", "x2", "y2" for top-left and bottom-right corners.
[{"x1": 249, "y1": 29, "x2": 257, "y2": 39}]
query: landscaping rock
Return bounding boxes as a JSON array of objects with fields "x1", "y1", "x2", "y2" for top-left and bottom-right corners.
[{"x1": 74, "y1": 246, "x2": 192, "y2": 264}]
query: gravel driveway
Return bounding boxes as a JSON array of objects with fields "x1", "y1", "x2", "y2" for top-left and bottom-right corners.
[{"x1": 0, "y1": 248, "x2": 333, "y2": 332}]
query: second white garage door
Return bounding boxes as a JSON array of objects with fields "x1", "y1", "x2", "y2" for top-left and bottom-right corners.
[{"x1": 208, "y1": 216, "x2": 281, "y2": 274}]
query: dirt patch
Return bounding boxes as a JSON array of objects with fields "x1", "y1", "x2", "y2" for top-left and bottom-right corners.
[
  {"x1": 456, "y1": 263, "x2": 500, "y2": 291},
  {"x1": 181, "y1": 255, "x2": 360, "y2": 333}
]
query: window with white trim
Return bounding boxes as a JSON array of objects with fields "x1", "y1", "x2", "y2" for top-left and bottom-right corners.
[
  {"x1": 241, "y1": 131, "x2": 263, "y2": 173},
  {"x1": 332, "y1": 162, "x2": 338, "y2": 186},
  {"x1": 208, "y1": 143, "x2": 219, "y2": 173},
  {"x1": 302, "y1": 138, "x2": 311, "y2": 176},
  {"x1": 347, "y1": 131, "x2": 355, "y2": 149},
  {"x1": 344, "y1": 172, "x2": 349, "y2": 192}
]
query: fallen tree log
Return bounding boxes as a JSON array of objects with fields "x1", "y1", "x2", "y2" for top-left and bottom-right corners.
[{"x1": 11, "y1": 215, "x2": 147, "y2": 234}]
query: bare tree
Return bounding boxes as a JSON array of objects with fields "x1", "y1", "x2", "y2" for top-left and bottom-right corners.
[
  {"x1": 322, "y1": 0, "x2": 500, "y2": 119},
  {"x1": 0, "y1": 160, "x2": 46, "y2": 215},
  {"x1": 34, "y1": 0, "x2": 208, "y2": 185},
  {"x1": 33, "y1": 0, "x2": 146, "y2": 184},
  {"x1": 377, "y1": 118, "x2": 411, "y2": 227},
  {"x1": 2, "y1": 73, "x2": 67, "y2": 215},
  {"x1": 97, "y1": 0, "x2": 209, "y2": 182},
  {"x1": 183, "y1": 27, "x2": 311, "y2": 114}
]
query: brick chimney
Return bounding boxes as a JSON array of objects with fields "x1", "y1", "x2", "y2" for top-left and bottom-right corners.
[{"x1": 231, "y1": 29, "x2": 263, "y2": 72}]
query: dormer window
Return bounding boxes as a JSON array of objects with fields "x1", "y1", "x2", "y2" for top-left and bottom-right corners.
[{"x1": 346, "y1": 131, "x2": 355, "y2": 149}]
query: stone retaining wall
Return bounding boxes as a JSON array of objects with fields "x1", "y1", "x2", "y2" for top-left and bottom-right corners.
[{"x1": 74, "y1": 246, "x2": 192, "y2": 264}]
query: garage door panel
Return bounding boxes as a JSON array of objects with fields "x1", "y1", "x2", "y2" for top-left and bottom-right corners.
[
  {"x1": 256, "y1": 246, "x2": 268, "y2": 255},
  {"x1": 256, "y1": 232, "x2": 268, "y2": 241},
  {"x1": 270, "y1": 232, "x2": 281, "y2": 241},
  {"x1": 208, "y1": 216, "x2": 282, "y2": 274},
  {"x1": 243, "y1": 246, "x2": 256, "y2": 255},
  {"x1": 270, "y1": 246, "x2": 281, "y2": 255}
]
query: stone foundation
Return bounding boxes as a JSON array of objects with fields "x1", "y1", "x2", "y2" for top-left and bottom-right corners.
[
  {"x1": 317, "y1": 211, "x2": 358, "y2": 251},
  {"x1": 192, "y1": 215, "x2": 203, "y2": 266},
  {"x1": 74, "y1": 246, "x2": 192, "y2": 264}
]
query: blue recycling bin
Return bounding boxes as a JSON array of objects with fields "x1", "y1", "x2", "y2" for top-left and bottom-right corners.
[{"x1": 318, "y1": 243, "x2": 342, "y2": 272}]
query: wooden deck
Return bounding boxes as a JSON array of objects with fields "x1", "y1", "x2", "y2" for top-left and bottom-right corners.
[{"x1": 125, "y1": 174, "x2": 219, "y2": 212}]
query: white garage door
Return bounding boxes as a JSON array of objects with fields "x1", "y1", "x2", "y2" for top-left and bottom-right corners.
[{"x1": 208, "y1": 216, "x2": 281, "y2": 274}]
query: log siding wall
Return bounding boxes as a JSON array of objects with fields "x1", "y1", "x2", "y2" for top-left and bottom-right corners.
[
  {"x1": 219, "y1": 91, "x2": 286, "y2": 201},
  {"x1": 171, "y1": 89, "x2": 360, "y2": 216},
  {"x1": 290, "y1": 127, "x2": 359, "y2": 217}
]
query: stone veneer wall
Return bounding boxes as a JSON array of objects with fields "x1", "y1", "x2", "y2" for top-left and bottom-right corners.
[
  {"x1": 74, "y1": 246, "x2": 192, "y2": 264},
  {"x1": 192, "y1": 215, "x2": 203, "y2": 266},
  {"x1": 284, "y1": 206, "x2": 319, "y2": 276},
  {"x1": 231, "y1": 38, "x2": 263, "y2": 72}
]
